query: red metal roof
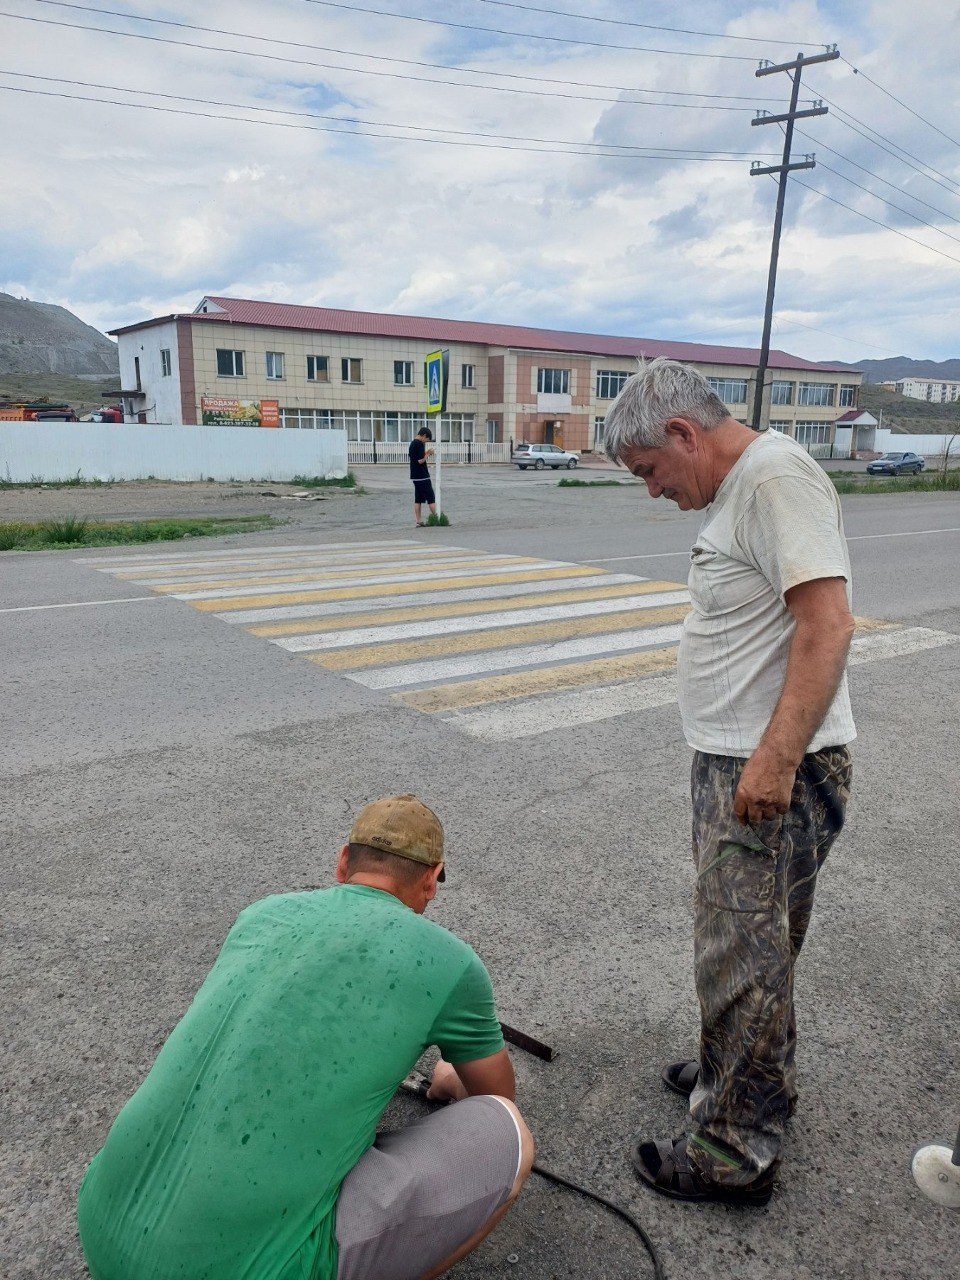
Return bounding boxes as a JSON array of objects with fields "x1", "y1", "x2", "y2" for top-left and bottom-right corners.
[{"x1": 112, "y1": 296, "x2": 859, "y2": 374}]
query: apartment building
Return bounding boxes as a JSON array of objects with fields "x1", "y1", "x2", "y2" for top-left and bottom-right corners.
[
  {"x1": 109, "y1": 296, "x2": 861, "y2": 453},
  {"x1": 881, "y1": 377, "x2": 960, "y2": 404}
]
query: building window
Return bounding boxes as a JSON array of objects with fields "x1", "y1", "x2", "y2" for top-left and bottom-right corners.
[
  {"x1": 770, "y1": 380, "x2": 794, "y2": 405},
  {"x1": 306, "y1": 355, "x2": 329, "y2": 382},
  {"x1": 160, "y1": 348, "x2": 172, "y2": 377},
  {"x1": 707, "y1": 377, "x2": 748, "y2": 404},
  {"x1": 594, "y1": 416, "x2": 606, "y2": 448},
  {"x1": 596, "y1": 370, "x2": 631, "y2": 399},
  {"x1": 839, "y1": 385, "x2": 856, "y2": 407},
  {"x1": 797, "y1": 382, "x2": 835, "y2": 407},
  {"x1": 768, "y1": 421, "x2": 791, "y2": 433},
  {"x1": 394, "y1": 360, "x2": 414, "y2": 386},
  {"x1": 538, "y1": 368, "x2": 569, "y2": 394},
  {"x1": 266, "y1": 351, "x2": 284, "y2": 380},
  {"x1": 216, "y1": 349, "x2": 244, "y2": 377},
  {"x1": 341, "y1": 357, "x2": 362, "y2": 383},
  {"x1": 281, "y1": 409, "x2": 338, "y2": 429},
  {"x1": 795, "y1": 420, "x2": 833, "y2": 446},
  {"x1": 462, "y1": 364, "x2": 475, "y2": 389}
]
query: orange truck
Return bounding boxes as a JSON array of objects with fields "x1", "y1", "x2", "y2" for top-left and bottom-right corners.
[{"x1": 0, "y1": 401, "x2": 76, "y2": 421}]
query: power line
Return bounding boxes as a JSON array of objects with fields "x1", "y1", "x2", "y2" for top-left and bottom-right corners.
[
  {"x1": 816, "y1": 160, "x2": 960, "y2": 248},
  {"x1": 794, "y1": 127, "x2": 960, "y2": 227},
  {"x1": 0, "y1": 68, "x2": 778, "y2": 156},
  {"x1": 808, "y1": 82, "x2": 960, "y2": 196},
  {"x1": 840, "y1": 55, "x2": 960, "y2": 149},
  {"x1": 791, "y1": 176, "x2": 960, "y2": 268},
  {"x1": 770, "y1": 316, "x2": 908, "y2": 357},
  {"x1": 21, "y1": 0, "x2": 794, "y2": 107},
  {"x1": 300, "y1": 0, "x2": 761, "y2": 60},
  {"x1": 0, "y1": 9, "x2": 772, "y2": 109},
  {"x1": 478, "y1": 0, "x2": 827, "y2": 48},
  {"x1": 0, "y1": 82, "x2": 764, "y2": 161}
]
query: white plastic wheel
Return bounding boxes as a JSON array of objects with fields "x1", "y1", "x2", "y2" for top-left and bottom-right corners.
[{"x1": 911, "y1": 1144, "x2": 960, "y2": 1209}]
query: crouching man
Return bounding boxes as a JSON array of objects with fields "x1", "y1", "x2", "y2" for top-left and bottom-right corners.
[{"x1": 78, "y1": 795, "x2": 533, "y2": 1280}]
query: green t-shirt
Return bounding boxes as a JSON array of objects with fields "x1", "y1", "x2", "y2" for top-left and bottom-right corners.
[{"x1": 78, "y1": 885, "x2": 504, "y2": 1280}]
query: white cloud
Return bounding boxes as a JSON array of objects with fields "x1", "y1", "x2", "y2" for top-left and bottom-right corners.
[{"x1": 0, "y1": 0, "x2": 958, "y2": 361}]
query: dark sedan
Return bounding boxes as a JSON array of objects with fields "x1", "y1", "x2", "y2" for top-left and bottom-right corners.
[{"x1": 866, "y1": 451, "x2": 925, "y2": 475}]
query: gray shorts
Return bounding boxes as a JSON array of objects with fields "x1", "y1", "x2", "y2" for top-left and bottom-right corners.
[{"x1": 335, "y1": 1096, "x2": 522, "y2": 1280}]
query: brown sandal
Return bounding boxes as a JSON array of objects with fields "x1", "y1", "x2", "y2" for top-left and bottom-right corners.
[{"x1": 630, "y1": 1135, "x2": 773, "y2": 1206}]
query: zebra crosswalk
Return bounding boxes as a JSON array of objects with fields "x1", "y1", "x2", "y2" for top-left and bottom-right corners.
[{"x1": 81, "y1": 539, "x2": 960, "y2": 741}]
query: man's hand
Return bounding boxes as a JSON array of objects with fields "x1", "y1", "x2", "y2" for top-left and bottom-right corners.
[
  {"x1": 734, "y1": 744, "x2": 797, "y2": 825},
  {"x1": 427, "y1": 1059, "x2": 468, "y2": 1102},
  {"x1": 735, "y1": 576, "x2": 854, "y2": 827}
]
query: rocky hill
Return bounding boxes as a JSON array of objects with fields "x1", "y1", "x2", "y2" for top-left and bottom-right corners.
[
  {"x1": 0, "y1": 292, "x2": 119, "y2": 377},
  {"x1": 829, "y1": 355, "x2": 960, "y2": 384}
]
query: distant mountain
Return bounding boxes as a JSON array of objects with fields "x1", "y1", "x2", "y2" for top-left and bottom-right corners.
[
  {"x1": 827, "y1": 356, "x2": 960, "y2": 384},
  {"x1": 0, "y1": 292, "x2": 119, "y2": 377}
]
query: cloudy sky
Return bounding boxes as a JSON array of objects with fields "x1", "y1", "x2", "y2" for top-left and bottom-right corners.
[{"x1": 2, "y1": 0, "x2": 958, "y2": 362}]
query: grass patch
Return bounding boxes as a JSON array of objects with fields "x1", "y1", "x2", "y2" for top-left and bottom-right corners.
[
  {"x1": 0, "y1": 514, "x2": 280, "y2": 551},
  {"x1": 0, "y1": 472, "x2": 115, "y2": 489},
  {"x1": 557, "y1": 477, "x2": 624, "y2": 487},
  {"x1": 424, "y1": 512, "x2": 450, "y2": 526},
  {"x1": 290, "y1": 473, "x2": 358, "y2": 488},
  {"x1": 44, "y1": 515, "x2": 90, "y2": 544},
  {"x1": 831, "y1": 471, "x2": 960, "y2": 495}
]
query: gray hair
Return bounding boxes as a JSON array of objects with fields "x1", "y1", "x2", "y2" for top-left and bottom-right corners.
[{"x1": 602, "y1": 359, "x2": 730, "y2": 463}]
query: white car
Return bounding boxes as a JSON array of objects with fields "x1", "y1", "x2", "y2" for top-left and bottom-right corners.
[{"x1": 513, "y1": 443, "x2": 580, "y2": 470}]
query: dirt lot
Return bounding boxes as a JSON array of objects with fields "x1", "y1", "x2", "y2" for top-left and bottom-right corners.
[{"x1": 0, "y1": 480, "x2": 372, "y2": 530}]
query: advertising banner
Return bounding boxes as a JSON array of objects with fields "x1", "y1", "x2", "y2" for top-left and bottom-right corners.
[{"x1": 201, "y1": 397, "x2": 280, "y2": 427}]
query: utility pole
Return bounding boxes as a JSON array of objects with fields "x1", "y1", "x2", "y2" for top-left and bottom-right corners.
[{"x1": 749, "y1": 46, "x2": 839, "y2": 429}]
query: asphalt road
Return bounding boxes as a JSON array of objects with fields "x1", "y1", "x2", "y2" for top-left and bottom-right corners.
[{"x1": 3, "y1": 469, "x2": 959, "y2": 1280}]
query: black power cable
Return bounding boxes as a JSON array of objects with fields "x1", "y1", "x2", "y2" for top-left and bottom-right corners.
[{"x1": 531, "y1": 1160, "x2": 667, "y2": 1280}]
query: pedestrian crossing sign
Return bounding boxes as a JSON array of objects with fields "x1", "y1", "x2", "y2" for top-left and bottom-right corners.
[{"x1": 425, "y1": 350, "x2": 448, "y2": 414}]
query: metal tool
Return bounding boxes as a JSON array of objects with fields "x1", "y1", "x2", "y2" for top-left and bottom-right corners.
[{"x1": 500, "y1": 1022, "x2": 555, "y2": 1062}]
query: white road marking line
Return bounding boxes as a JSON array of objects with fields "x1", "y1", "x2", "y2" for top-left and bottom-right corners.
[
  {"x1": 588, "y1": 552, "x2": 692, "y2": 562},
  {"x1": 171, "y1": 559, "x2": 575, "y2": 601},
  {"x1": 847, "y1": 527, "x2": 960, "y2": 541},
  {"x1": 278, "y1": 590, "x2": 690, "y2": 652},
  {"x1": 350, "y1": 624, "x2": 685, "y2": 689},
  {"x1": 448, "y1": 672, "x2": 680, "y2": 740},
  {"x1": 848, "y1": 626, "x2": 960, "y2": 663},
  {"x1": 589, "y1": 526, "x2": 960, "y2": 565},
  {"x1": 104, "y1": 546, "x2": 477, "y2": 583},
  {"x1": 75, "y1": 539, "x2": 419, "y2": 565},
  {"x1": 218, "y1": 573, "x2": 642, "y2": 624},
  {"x1": 0, "y1": 596, "x2": 159, "y2": 614}
]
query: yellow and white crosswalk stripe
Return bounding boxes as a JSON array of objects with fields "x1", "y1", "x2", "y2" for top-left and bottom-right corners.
[{"x1": 82, "y1": 540, "x2": 960, "y2": 741}]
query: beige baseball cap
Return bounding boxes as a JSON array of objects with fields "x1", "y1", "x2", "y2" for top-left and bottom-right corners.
[{"x1": 349, "y1": 794, "x2": 445, "y2": 878}]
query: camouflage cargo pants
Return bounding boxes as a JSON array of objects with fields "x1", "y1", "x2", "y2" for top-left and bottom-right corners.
[{"x1": 687, "y1": 746, "x2": 852, "y2": 1187}]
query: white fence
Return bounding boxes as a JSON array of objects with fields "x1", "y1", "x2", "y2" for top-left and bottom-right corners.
[
  {"x1": 873, "y1": 429, "x2": 960, "y2": 458},
  {"x1": 347, "y1": 440, "x2": 512, "y2": 465},
  {"x1": 0, "y1": 422, "x2": 349, "y2": 483}
]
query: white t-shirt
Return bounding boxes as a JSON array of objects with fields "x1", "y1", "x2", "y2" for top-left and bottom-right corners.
[{"x1": 677, "y1": 431, "x2": 856, "y2": 757}]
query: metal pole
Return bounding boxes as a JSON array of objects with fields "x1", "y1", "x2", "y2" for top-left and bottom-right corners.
[
  {"x1": 752, "y1": 55, "x2": 804, "y2": 430},
  {"x1": 435, "y1": 416, "x2": 442, "y2": 517}
]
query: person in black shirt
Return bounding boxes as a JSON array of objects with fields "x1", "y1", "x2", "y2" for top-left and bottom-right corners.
[{"x1": 409, "y1": 427, "x2": 438, "y2": 527}]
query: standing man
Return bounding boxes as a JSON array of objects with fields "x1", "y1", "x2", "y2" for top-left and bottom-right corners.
[
  {"x1": 409, "y1": 426, "x2": 438, "y2": 527},
  {"x1": 78, "y1": 795, "x2": 533, "y2": 1280},
  {"x1": 604, "y1": 360, "x2": 855, "y2": 1206}
]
